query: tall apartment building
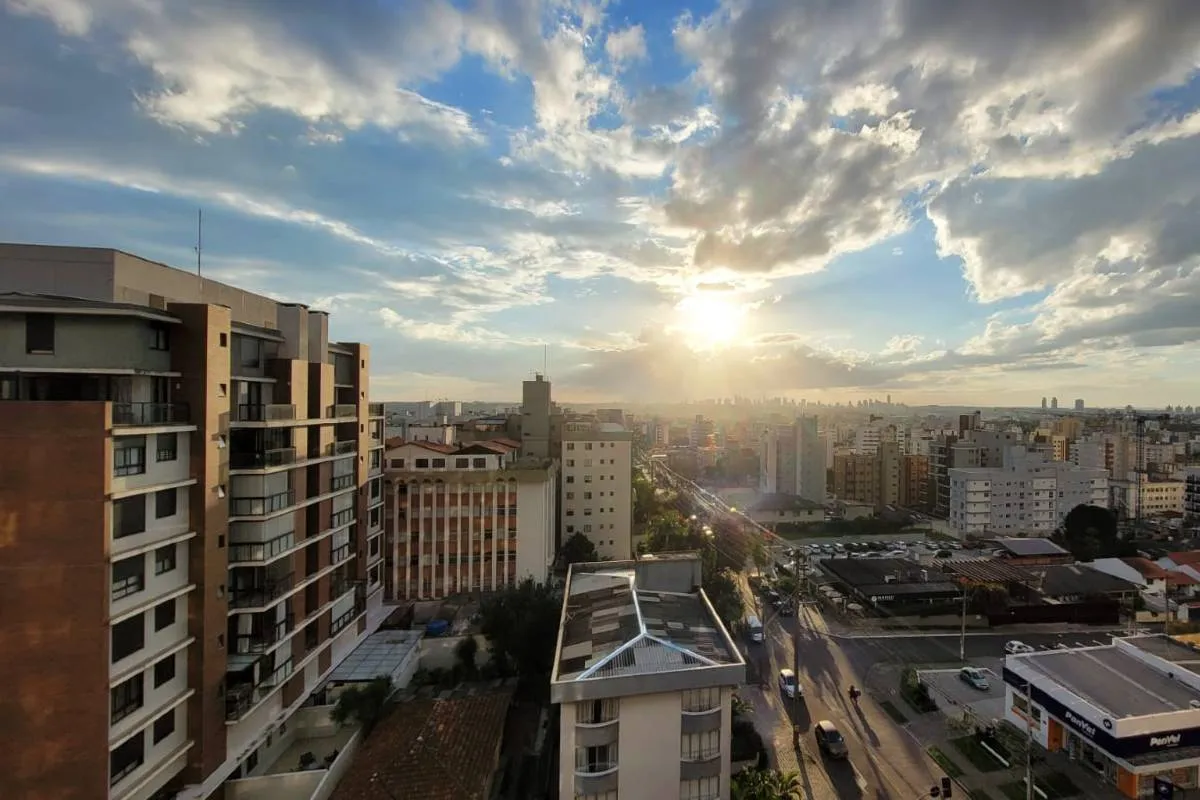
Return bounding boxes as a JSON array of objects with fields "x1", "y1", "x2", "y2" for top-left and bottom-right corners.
[
  {"x1": 382, "y1": 438, "x2": 556, "y2": 599},
  {"x1": 1185, "y1": 467, "x2": 1200, "y2": 519},
  {"x1": 899, "y1": 454, "x2": 930, "y2": 508},
  {"x1": 831, "y1": 452, "x2": 879, "y2": 506},
  {"x1": 0, "y1": 244, "x2": 385, "y2": 800},
  {"x1": 947, "y1": 447, "x2": 1109, "y2": 537},
  {"x1": 759, "y1": 416, "x2": 825, "y2": 504},
  {"x1": 551, "y1": 555, "x2": 745, "y2": 800},
  {"x1": 561, "y1": 422, "x2": 633, "y2": 560}
]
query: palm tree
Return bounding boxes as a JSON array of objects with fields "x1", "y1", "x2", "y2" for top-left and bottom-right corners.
[{"x1": 732, "y1": 768, "x2": 803, "y2": 800}]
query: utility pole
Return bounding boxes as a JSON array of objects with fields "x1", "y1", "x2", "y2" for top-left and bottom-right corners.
[
  {"x1": 1024, "y1": 680, "x2": 1036, "y2": 800},
  {"x1": 960, "y1": 584, "x2": 968, "y2": 663},
  {"x1": 792, "y1": 548, "x2": 803, "y2": 718}
]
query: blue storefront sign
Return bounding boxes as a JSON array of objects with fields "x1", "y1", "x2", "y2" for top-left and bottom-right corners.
[{"x1": 1002, "y1": 667, "x2": 1200, "y2": 759}]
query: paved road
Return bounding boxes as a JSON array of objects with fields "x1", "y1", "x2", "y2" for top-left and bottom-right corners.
[{"x1": 835, "y1": 630, "x2": 1131, "y2": 669}]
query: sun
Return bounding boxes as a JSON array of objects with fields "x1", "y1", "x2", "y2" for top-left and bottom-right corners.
[{"x1": 674, "y1": 292, "x2": 747, "y2": 350}]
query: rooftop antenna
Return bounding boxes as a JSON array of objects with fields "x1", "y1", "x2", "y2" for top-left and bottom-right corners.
[
  {"x1": 194, "y1": 208, "x2": 203, "y2": 281},
  {"x1": 543, "y1": 344, "x2": 548, "y2": 377}
]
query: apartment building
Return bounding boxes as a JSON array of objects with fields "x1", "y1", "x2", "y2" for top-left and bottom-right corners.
[
  {"x1": 947, "y1": 447, "x2": 1109, "y2": 537},
  {"x1": 0, "y1": 244, "x2": 386, "y2": 800},
  {"x1": 1109, "y1": 477, "x2": 1186, "y2": 519},
  {"x1": 899, "y1": 454, "x2": 930, "y2": 508},
  {"x1": 1187, "y1": 468, "x2": 1200, "y2": 520},
  {"x1": 382, "y1": 438, "x2": 556, "y2": 600},
  {"x1": 759, "y1": 415, "x2": 825, "y2": 504},
  {"x1": 550, "y1": 556, "x2": 746, "y2": 800},
  {"x1": 561, "y1": 422, "x2": 634, "y2": 560}
]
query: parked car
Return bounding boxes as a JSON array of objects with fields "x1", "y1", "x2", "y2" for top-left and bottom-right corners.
[
  {"x1": 813, "y1": 720, "x2": 848, "y2": 759},
  {"x1": 779, "y1": 668, "x2": 800, "y2": 699},
  {"x1": 1005, "y1": 640, "x2": 1036, "y2": 655},
  {"x1": 960, "y1": 667, "x2": 990, "y2": 691}
]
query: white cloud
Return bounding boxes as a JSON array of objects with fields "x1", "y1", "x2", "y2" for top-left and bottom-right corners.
[{"x1": 605, "y1": 24, "x2": 647, "y2": 65}]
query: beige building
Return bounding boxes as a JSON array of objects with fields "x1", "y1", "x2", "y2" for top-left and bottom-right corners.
[
  {"x1": 0, "y1": 244, "x2": 385, "y2": 800},
  {"x1": 551, "y1": 556, "x2": 745, "y2": 800},
  {"x1": 382, "y1": 438, "x2": 556, "y2": 599},
  {"x1": 1110, "y1": 477, "x2": 1186, "y2": 519},
  {"x1": 561, "y1": 423, "x2": 633, "y2": 560}
]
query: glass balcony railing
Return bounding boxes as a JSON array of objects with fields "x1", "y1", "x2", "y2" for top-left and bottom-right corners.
[
  {"x1": 331, "y1": 474, "x2": 355, "y2": 492},
  {"x1": 230, "y1": 490, "x2": 296, "y2": 516},
  {"x1": 327, "y1": 404, "x2": 357, "y2": 419},
  {"x1": 334, "y1": 440, "x2": 356, "y2": 455},
  {"x1": 233, "y1": 614, "x2": 295, "y2": 654},
  {"x1": 113, "y1": 402, "x2": 190, "y2": 426},
  {"x1": 232, "y1": 403, "x2": 297, "y2": 422},
  {"x1": 368, "y1": 402, "x2": 385, "y2": 417},
  {"x1": 228, "y1": 572, "x2": 295, "y2": 609},
  {"x1": 230, "y1": 447, "x2": 297, "y2": 470}
]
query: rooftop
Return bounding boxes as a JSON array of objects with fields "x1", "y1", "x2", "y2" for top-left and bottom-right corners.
[
  {"x1": 936, "y1": 558, "x2": 1035, "y2": 583},
  {"x1": 551, "y1": 563, "x2": 744, "y2": 701},
  {"x1": 990, "y1": 537, "x2": 1069, "y2": 557},
  {"x1": 326, "y1": 630, "x2": 421, "y2": 685},
  {"x1": 751, "y1": 493, "x2": 824, "y2": 513},
  {"x1": 818, "y1": 558, "x2": 962, "y2": 598},
  {"x1": 1122, "y1": 557, "x2": 1169, "y2": 579},
  {"x1": 1028, "y1": 564, "x2": 1140, "y2": 597},
  {"x1": 1013, "y1": 644, "x2": 1200, "y2": 718},
  {"x1": 1168, "y1": 552, "x2": 1200, "y2": 566}
]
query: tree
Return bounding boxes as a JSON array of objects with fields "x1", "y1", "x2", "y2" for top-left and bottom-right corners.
[
  {"x1": 454, "y1": 635, "x2": 479, "y2": 676},
  {"x1": 558, "y1": 532, "x2": 599, "y2": 566},
  {"x1": 703, "y1": 568, "x2": 745, "y2": 627},
  {"x1": 969, "y1": 583, "x2": 1010, "y2": 615},
  {"x1": 330, "y1": 676, "x2": 393, "y2": 735},
  {"x1": 1056, "y1": 504, "x2": 1129, "y2": 561},
  {"x1": 478, "y1": 578, "x2": 563, "y2": 677},
  {"x1": 732, "y1": 768, "x2": 802, "y2": 800}
]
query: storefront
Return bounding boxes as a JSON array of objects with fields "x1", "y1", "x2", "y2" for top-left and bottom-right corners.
[{"x1": 1003, "y1": 666, "x2": 1200, "y2": 798}]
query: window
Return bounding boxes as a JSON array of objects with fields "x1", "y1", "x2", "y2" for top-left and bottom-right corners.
[
  {"x1": 153, "y1": 654, "x2": 176, "y2": 688},
  {"x1": 113, "y1": 496, "x2": 146, "y2": 540},
  {"x1": 390, "y1": 458, "x2": 405, "y2": 468},
  {"x1": 239, "y1": 336, "x2": 262, "y2": 368},
  {"x1": 577, "y1": 698, "x2": 618, "y2": 724},
  {"x1": 111, "y1": 616, "x2": 144, "y2": 663},
  {"x1": 150, "y1": 323, "x2": 170, "y2": 351},
  {"x1": 415, "y1": 458, "x2": 429, "y2": 468},
  {"x1": 152, "y1": 709, "x2": 175, "y2": 745},
  {"x1": 585, "y1": 443, "x2": 593, "y2": 450},
  {"x1": 566, "y1": 443, "x2": 575, "y2": 451},
  {"x1": 574, "y1": 743, "x2": 617, "y2": 774},
  {"x1": 219, "y1": 332, "x2": 228, "y2": 347},
  {"x1": 566, "y1": 476, "x2": 575, "y2": 484},
  {"x1": 154, "y1": 599, "x2": 176, "y2": 632},
  {"x1": 681, "y1": 776, "x2": 720, "y2": 800},
  {"x1": 156, "y1": 433, "x2": 177, "y2": 462},
  {"x1": 154, "y1": 545, "x2": 176, "y2": 575},
  {"x1": 455, "y1": 457, "x2": 469, "y2": 468},
  {"x1": 567, "y1": 459, "x2": 575, "y2": 467},
  {"x1": 110, "y1": 732, "x2": 144, "y2": 786},
  {"x1": 155, "y1": 489, "x2": 177, "y2": 519},
  {"x1": 432, "y1": 458, "x2": 446, "y2": 468},
  {"x1": 110, "y1": 674, "x2": 144, "y2": 724},
  {"x1": 584, "y1": 492, "x2": 592, "y2": 500},
  {"x1": 114, "y1": 437, "x2": 147, "y2": 477},
  {"x1": 566, "y1": 492, "x2": 575, "y2": 500},
  {"x1": 472, "y1": 457, "x2": 486, "y2": 468},
  {"x1": 25, "y1": 313, "x2": 55, "y2": 354},
  {"x1": 681, "y1": 730, "x2": 719, "y2": 761},
  {"x1": 112, "y1": 555, "x2": 145, "y2": 600},
  {"x1": 682, "y1": 687, "x2": 720, "y2": 713}
]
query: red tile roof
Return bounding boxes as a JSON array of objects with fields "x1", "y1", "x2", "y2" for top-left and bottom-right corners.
[
  {"x1": 492, "y1": 437, "x2": 522, "y2": 448},
  {"x1": 1170, "y1": 552, "x2": 1200, "y2": 566},
  {"x1": 1169, "y1": 572, "x2": 1200, "y2": 587},
  {"x1": 384, "y1": 439, "x2": 457, "y2": 454},
  {"x1": 1122, "y1": 557, "x2": 1169, "y2": 579},
  {"x1": 331, "y1": 688, "x2": 513, "y2": 800}
]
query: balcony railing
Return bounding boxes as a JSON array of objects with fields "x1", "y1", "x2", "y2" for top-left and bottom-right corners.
[
  {"x1": 233, "y1": 403, "x2": 297, "y2": 422},
  {"x1": 333, "y1": 440, "x2": 357, "y2": 455},
  {"x1": 368, "y1": 402, "x2": 385, "y2": 417},
  {"x1": 228, "y1": 532, "x2": 296, "y2": 565},
  {"x1": 327, "y1": 404, "x2": 357, "y2": 419},
  {"x1": 331, "y1": 473, "x2": 355, "y2": 491},
  {"x1": 113, "y1": 401, "x2": 190, "y2": 426},
  {"x1": 330, "y1": 602, "x2": 365, "y2": 636},
  {"x1": 230, "y1": 490, "x2": 296, "y2": 516},
  {"x1": 234, "y1": 614, "x2": 295, "y2": 654},
  {"x1": 331, "y1": 508, "x2": 355, "y2": 529},
  {"x1": 224, "y1": 658, "x2": 294, "y2": 720},
  {"x1": 681, "y1": 747, "x2": 721, "y2": 762},
  {"x1": 230, "y1": 447, "x2": 297, "y2": 470},
  {"x1": 228, "y1": 572, "x2": 295, "y2": 609},
  {"x1": 575, "y1": 762, "x2": 619, "y2": 776}
]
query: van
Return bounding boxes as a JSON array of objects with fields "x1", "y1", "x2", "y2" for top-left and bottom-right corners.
[{"x1": 745, "y1": 615, "x2": 764, "y2": 643}]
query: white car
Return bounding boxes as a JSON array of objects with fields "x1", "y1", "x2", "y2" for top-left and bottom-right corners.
[
  {"x1": 1005, "y1": 640, "x2": 1036, "y2": 655},
  {"x1": 779, "y1": 668, "x2": 801, "y2": 699}
]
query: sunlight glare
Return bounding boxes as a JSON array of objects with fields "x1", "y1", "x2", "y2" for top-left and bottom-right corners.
[{"x1": 674, "y1": 292, "x2": 747, "y2": 350}]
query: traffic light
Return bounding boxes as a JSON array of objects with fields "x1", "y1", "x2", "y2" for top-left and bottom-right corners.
[{"x1": 941, "y1": 777, "x2": 953, "y2": 798}]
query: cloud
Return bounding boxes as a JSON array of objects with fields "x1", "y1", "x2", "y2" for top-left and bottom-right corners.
[{"x1": 605, "y1": 25, "x2": 647, "y2": 65}]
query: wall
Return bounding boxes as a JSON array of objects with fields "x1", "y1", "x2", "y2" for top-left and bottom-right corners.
[
  {"x1": 617, "y1": 691, "x2": 682, "y2": 799},
  {"x1": 420, "y1": 634, "x2": 492, "y2": 671},
  {"x1": 515, "y1": 471, "x2": 555, "y2": 585},
  {"x1": 0, "y1": 244, "x2": 117, "y2": 298},
  {"x1": 0, "y1": 402, "x2": 111, "y2": 800},
  {"x1": 0, "y1": 314, "x2": 173, "y2": 372}
]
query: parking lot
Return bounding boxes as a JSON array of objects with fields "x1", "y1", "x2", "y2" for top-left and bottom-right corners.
[{"x1": 918, "y1": 665, "x2": 1007, "y2": 722}]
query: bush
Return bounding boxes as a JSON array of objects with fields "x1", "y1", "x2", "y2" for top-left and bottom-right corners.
[
  {"x1": 900, "y1": 667, "x2": 938, "y2": 713},
  {"x1": 731, "y1": 718, "x2": 767, "y2": 763}
]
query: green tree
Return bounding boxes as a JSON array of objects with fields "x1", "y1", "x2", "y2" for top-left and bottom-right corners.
[
  {"x1": 732, "y1": 768, "x2": 802, "y2": 800},
  {"x1": 478, "y1": 578, "x2": 562, "y2": 677},
  {"x1": 1056, "y1": 504, "x2": 1128, "y2": 561},
  {"x1": 330, "y1": 676, "x2": 393, "y2": 735},
  {"x1": 558, "y1": 531, "x2": 600, "y2": 566},
  {"x1": 969, "y1": 583, "x2": 1010, "y2": 615},
  {"x1": 454, "y1": 635, "x2": 479, "y2": 676}
]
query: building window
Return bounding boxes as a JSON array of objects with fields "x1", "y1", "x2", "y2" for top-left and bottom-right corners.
[
  {"x1": 415, "y1": 458, "x2": 429, "y2": 468},
  {"x1": 681, "y1": 730, "x2": 720, "y2": 761},
  {"x1": 577, "y1": 698, "x2": 618, "y2": 724},
  {"x1": 156, "y1": 433, "x2": 177, "y2": 462},
  {"x1": 112, "y1": 554, "x2": 145, "y2": 600},
  {"x1": 110, "y1": 673, "x2": 144, "y2": 724},
  {"x1": 567, "y1": 443, "x2": 575, "y2": 450},
  {"x1": 113, "y1": 496, "x2": 147, "y2": 540},
  {"x1": 567, "y1": 460, "x2": 575, "y2": 467},
  {"x1": 153, "y1": 654, "x2": 176, "y2": 688},
  {"x1": 109, "y1": 732, "x2": 144, "y2": 786},
  {"x1": 585, "y1": 443, "x2": 593, "y2": 450},
  {"x1": 152, "y1": 709, "x2": 176, "y2": 745},
  {"x1": 432, "y1": 458, "x2": 446, "y2": 468},
  {"x1": 390, "y1": 458, "x2": 404, "y2": 468},
  {"x1": 682, "y1": 687, "x2": 720, "y2": 713},
  {"x1": 455, "y1": 457, "x2": 469, "y2": 468},
  {"x1": 111, "y1": 616, "x2": 144, "y2": 663},
  {"x1": 575, "y1": 743, "x2": 617, "y2": 774},
  {"x1": 150, "y1": 323, "x2": 170, "y2": 351},
  {"x1": 472, "y1": 457, "x2": 486, "y2": 468},
  {"x1": 25, "y1": 313, "x2": 55, "y2": 354},
  {"x1": 155, "y1": 489, "x2": 177, "y2": 519},
  {"x1": 154, "y1": 545, "x2": 176, "y2": 575},
  {"x1": 114, "y1": 437, "x2": 147, "y2": 477},
  {"x1": 681, "y1": 776, "x2": 720, "y2": 800},
  {"x1": 154, "y1": 599, "x2": 176, "y2": 632}
]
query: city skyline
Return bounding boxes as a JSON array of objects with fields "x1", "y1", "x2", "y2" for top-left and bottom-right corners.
[{"x1": 3, "y1": 1, "x2": 1200, "y2": 406}]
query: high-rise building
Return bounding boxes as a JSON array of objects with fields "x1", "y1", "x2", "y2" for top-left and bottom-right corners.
[
  {"x1": 1041, "y1": 397, "x2": 1048, "y2": 410},
  {"x1": 1051, "y1": 397, "x2": 1059, "y2": 409},
  {"x1": 520, "y1": 373, "x2": 553, "y2": 460},
  {"x1": 382, "y1": 439, "x2": 556, "y2": 599},
  {"x1": 550, "y1": 555, "x2": 745, "y2": 800},
  {"x1": 1074, "y1": 399, "x2": 1085, "y2": 411},
  {"x1": 759, "y1": 416, "x2": 825, "y2": 504},
  {"x1": 561, "y1": 421, "x2": 633, "y2": 560},
  {"x1": 0, "y1": 244, "x2": 385, "y2": 800}
]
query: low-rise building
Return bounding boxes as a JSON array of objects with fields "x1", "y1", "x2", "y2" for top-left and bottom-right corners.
[
  {"x1": 747, "y1": 493, "x2": 823, "y2": 529},
  {"x1": 1110, "y1": 476, "x2": 1186, "y2": 519},
  {"x1": 988, "y1": 537, "x2": 1073, "y2": 566},
  {"x1": 550, "y1": 556, "x2": 745, "y2": 800}
]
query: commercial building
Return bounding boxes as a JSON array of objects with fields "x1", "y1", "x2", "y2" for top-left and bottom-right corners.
[
  {"x1": 759, "y1": 415, "x2": 825, "y2": 504},
  {"x1": 747, "y1": 493, "x2": 823, "y2": 530},
  {"x1": 1003, "y1": 636, "x2": 1200, "y2": 798},
  {"x1": 0, "y1": 244, "x2": 385, "y2": 800},
  {"x1": 561, "y1": 421, "x2": 633, "y2": 560},
  {"x1": 382, "y1": 438, "x2": 556, "y2": 600},
  {"x1": 948, "y1": 447, "x2": 1108, "y2": 537},
  {"x1": 550, "y1": 555, "x2": 745, "y2": 800}
]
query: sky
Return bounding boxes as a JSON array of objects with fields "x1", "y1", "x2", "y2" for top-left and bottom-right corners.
[{"x1": 2, "y1": 1, "x2": 1200, "y2": 407}]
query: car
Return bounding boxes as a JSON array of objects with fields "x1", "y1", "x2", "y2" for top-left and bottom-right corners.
[
  {"x1": 779, "y1": 668, "x2": 800, "y2": 699},
  {"x1": 1005, "y1": 640, "x2": 1036, "y2": 655},
  {"x1": 960, "y1": 667, "x2": 990, "y2": 691},
  {"x1": 813, "y1": 720, "x2": 848, "y2": 759}
]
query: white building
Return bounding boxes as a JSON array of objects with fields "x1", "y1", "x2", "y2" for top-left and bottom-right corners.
[
  {"x1": 759, "y1": 416, "x2": 825, "y2": 504},
  {"x1": 551, "y1": 556, "x2": 746, "y2": 800},
  {"x1": 383, "y1": 439, "x2": 556, "y2": 599},
  {"x1": 948, "y1": 447, "x2": 1108, "y2": 537},
  {"x1": 561, "y1": 423, "x2": 634, "y2": 560}
]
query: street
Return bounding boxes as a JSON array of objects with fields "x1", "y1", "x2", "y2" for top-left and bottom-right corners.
[{"x1": 837, "y1": 629, "x2": 1130, "y2": 670}]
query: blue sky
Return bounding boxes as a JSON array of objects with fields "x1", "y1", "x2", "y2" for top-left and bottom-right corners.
[{"x1": 3, "y1": 0, "x2": 1200, "y2": 406}]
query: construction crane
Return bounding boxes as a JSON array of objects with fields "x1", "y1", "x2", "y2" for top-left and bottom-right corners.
[{"x1": 1131, "y1": 412, "x2": 1171, "y2": 532}]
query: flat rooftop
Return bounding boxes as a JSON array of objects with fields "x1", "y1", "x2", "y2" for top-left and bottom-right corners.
[
  {"x1": 1017, "y1": 644, "x2": 1200, "y2": 717},
  {"x1": 553, "y1": 568, "x2": 739, "y2": 684},
  {"x1": 326, "y1": 630, "x2": 421, "y2": 684}
]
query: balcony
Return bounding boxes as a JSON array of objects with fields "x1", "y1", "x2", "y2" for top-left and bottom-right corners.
[
  {"x1": 113, "y1": 401, "x2": 190, "y2": 426},
  {"x1": 233, "y1": 614, "x2": 296, "y2": 654},
  {"x1": 330, "y1": 474, "x2": 355, "y2": 492},
  {"x1": 232, "y1": 404, "x2": 297, "y2": 423},
  {"x1": 230, "y1": 490, "x2": 296, "y2": 517},
  {"x1": 231, "y1": 447, "x2": 298, "y2": 470},
  {"x1": 225, "y1": 659, "x2": 295, "y2": 721},
  {"x1": 228, "y1": 532, "x2": 296, "y2": 565},
  {"x1": 333, "y1": 440, "x2": 356, "y2": 455},
  {"x1": 573, "y1": 762, "x2": 619, "y2": 796},
  {"x1": 327, "y1": 404, "x2": 357, "y2": 419},
  {"x1": 330, "y1": 508, "x2": 355, "y2": 529},
  {"x1": 229, "y1": 571, "x2": 295, "y2": 610},
  {"x1": 368, "y1": 402, "x2": 385, "y2": 418}
]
